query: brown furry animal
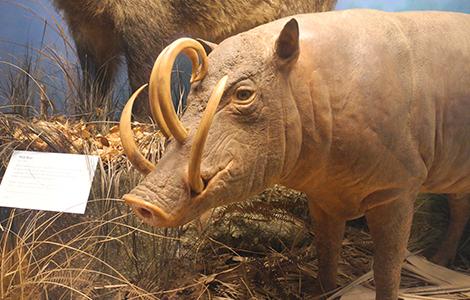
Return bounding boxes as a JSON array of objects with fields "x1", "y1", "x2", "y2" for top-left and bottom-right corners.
[{"x1": 52, "y1": 0, "x2": 336, "y2": 113}]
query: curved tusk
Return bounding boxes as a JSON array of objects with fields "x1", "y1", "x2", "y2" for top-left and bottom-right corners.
[
  {"x1": 188, "y1": 75, "x2": 228, "y2": 193},
  {"x1": 149, "y1": 45, "x2": 203, "y2": 138},
  {"x1": 120, "y1": 84, "x2": 156, "y2": 175},
  {"x1": 181, "y1": 48, "x2": 204, "y2": 83},
  {"x1": 149, "y1": 46, "x2": 171, "y2": 138},
  {"x1": 156, "y1": 38, "x2": 208, "y2": 143}
]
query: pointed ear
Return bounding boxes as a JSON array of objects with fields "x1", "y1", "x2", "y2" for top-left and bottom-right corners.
[
  {"x1": 196, "y1": 38, "x2": 217, "y2": 56},
  {"x1": 275, "y1": 18, "x2": 299, "y2": 65}
]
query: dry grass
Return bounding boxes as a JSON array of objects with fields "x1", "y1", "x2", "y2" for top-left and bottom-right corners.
[
  {"x1": 0, "y1": 207, "x2": 154, "y2": 299},
  {"x1": 0, "y1": 114, "x2": 469, "y2": 299},
  {"x1": 0, "y1": 1, "x2": 468, "y2": 298},
  {"x1": 0, "y1": 113, "x2": 182, "y2": 298},
  {"x1": 0, "y1": 4, "x2": 123, "y2": 122}
]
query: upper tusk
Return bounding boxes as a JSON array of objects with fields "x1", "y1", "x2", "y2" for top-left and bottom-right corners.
[
  {"x1": 181, "y1": 48, "x2": 204, "y2": 83},
  {"x1": 148, "y1": 43, "x2": 204, "y2": 138},
  {"x1": 155, "y1": 38, "x2": 208, "y2": 143},
  {"x1": 149, "y1": 46, "x2": 172, "y2": 138},
  {"x1": 188, "y1": 75, "x2": 229, "y2": 194},
  {"x1": 120, "y1": 84, "x2": 156, "y2": 175}
]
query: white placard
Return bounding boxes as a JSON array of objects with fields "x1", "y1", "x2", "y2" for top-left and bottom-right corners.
[{"x1": 0, "y1": 151, "x2": 99, "y2": 214}]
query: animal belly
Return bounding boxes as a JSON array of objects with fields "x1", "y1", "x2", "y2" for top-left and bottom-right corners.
[
  {"x1": 422, "y1": 150, "x2": 470, "y2": 194},
  {"x1": 422, "y1": 94, "x2": 470, "y2": 194}
]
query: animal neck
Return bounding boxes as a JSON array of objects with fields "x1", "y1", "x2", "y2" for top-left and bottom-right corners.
[{"x1": 279, "y1": 69, "x2": 333, "y2": 192}]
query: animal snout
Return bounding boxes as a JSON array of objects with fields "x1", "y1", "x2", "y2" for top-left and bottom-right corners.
[{"x1": 123, "y1": 194, "x2": 172, "y2": 227}]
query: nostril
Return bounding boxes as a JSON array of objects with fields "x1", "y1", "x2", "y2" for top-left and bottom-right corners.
[
  {"x1": 138, "y1": 207, "x2": 152, "y2": 219},
  {"x1": 124, "y1": 194, "x2": 172, "y2": 225}
]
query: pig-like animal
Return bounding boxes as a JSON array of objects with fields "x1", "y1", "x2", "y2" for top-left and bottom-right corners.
[{"x1": 120, "y1": 10, "x2": 470, "y2": 300}]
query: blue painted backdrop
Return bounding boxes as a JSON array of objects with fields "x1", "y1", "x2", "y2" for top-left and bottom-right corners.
[
  {"x1": 337, "y1": 0, "x2": 470, "y2": 12},
  {"x1": 0, "y1": 0, "x2": 469, "y2": 109},
  {"x1": 2, "y1": 1, "x2": 468, "y2": 59}
]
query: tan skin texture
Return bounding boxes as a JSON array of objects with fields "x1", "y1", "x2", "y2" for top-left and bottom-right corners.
[{"x1": 123, "y1": 10, "x2": 470, "y2": 300}]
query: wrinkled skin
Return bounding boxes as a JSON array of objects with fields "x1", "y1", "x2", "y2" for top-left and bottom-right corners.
[
  {"x1": 127, "y1": 34, "x2": 290, "y2": 225},
  {"x1": 124, "y1": 10, "x2": 470, "y2": 300}
]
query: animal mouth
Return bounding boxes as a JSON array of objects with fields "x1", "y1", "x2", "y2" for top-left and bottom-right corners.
[
  {"x1": 204, "y1": 159, "x2": 234, "y2": 188},
  {"x1": 123, "y1": 160, "x2": 234, "y2": 227}
]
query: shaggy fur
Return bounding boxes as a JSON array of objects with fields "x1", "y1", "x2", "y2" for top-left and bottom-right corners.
[{"x1": 52, "y1": 0, "x2": 336, "y2": 113}]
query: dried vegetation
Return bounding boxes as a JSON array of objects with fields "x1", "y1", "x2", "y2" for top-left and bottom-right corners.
[
  {"x1": 0, "y1": 2, "x2": 469, "y2": 299},
  {"x1": 1, "y1": 100, "x2": 469, "y2": 300}
]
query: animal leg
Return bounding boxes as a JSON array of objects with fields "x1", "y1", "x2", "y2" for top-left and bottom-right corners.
[
  {"x1": 365, "y1": 195, "x2": 414, "y2": 300},
  {"x1": 125, "y1": 52, "x2": 153, "y2": 118},
  {"x1": 431, "y1": 193, "x2": 470, "y2": 266},
  {"x1": 76, "y1": 42, "x2": 120, "y2": 99},
  {"x1": 308, "y1": 201, "x2": 346, "y2": 296},
  {"x1": 69, "y1": 17, "x2": 121, "y2": 105}
]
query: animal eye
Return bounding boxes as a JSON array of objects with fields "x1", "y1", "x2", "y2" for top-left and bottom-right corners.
[{"x1": 236, "y1": 89, "x2": 253, "y2": 101}]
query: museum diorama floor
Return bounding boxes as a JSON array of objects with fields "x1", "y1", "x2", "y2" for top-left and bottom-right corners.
[{"x1": 0, "y1": 116, "x2": 468, "y2": 299}]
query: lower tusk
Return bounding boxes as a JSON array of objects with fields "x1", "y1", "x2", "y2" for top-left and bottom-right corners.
[
  {"x1": 120, "y1": 84, "x2": 156, "y2": 175},
  {"x1": 188, "y1": 75, "x2": 229, "y2": 194}
]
